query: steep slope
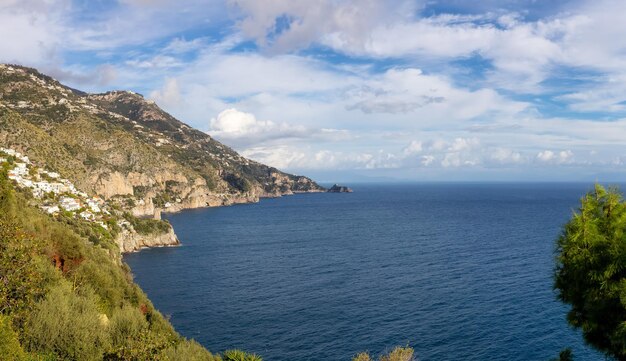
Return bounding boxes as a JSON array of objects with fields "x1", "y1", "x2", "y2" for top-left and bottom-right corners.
[{"x1": 0, "y1": 64, "x2": 324, "y2": 220}]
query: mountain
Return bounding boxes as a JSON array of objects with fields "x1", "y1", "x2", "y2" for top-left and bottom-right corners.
[{"x1": 0, "y1": 64, "x2": 323, "y2": 212}]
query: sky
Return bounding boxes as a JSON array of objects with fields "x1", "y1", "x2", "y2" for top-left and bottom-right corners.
[{"x1": 2, "y1": 0, "x2": 626, "y2": 182}]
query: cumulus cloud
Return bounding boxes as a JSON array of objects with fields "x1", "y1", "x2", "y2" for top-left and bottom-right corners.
[
  {"x1": 536, "y1": 150, "x2": 574, "y2": 164},
  {"x1": 208, "y1": 108, "x2": 310, "y2": 147}
]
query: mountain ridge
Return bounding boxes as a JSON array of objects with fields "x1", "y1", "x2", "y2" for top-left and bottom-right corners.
[
  {"x1": 0, "y1": 64, "x2": 323, "y2": 206},
  {"x1": 0, "y1": 63, "x2": 324, "y2": 251}
]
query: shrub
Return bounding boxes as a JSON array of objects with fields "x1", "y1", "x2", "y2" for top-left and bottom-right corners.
[
  {"x1": 222, "y1": 349, "x2": 262, "y2": 361},
  {"x1": 352, "y1": 346, "x2": 415, "y2": 361},
  {"x1": 124, "y1": 213, "x2": 171, "y2": 235},
  {"x1": 352, "y1": 352, "x2": 373, "y2": 361},
  {"x1": 380, "y1": 347, "x2": 414, "y2": 361},
  {"x1": 0, "y1": 218, "x2": 52, "y2": 329},
  {"x1": 160, "y1": 339, "x2": 222, "y2": 361},
  {"x1": 108, "y1": 305, "x2": 148, "y2": 349},
  {"x1": 24, "y1": 284, "x2": 110, "y2": 360},
  {"x1": 0, "y1": 315, "x2": 27, "y2": 361}
]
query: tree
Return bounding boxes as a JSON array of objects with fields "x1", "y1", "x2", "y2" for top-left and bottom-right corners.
[{"x1": 555, "y1": 184, "x2": 626, "y2": 360}]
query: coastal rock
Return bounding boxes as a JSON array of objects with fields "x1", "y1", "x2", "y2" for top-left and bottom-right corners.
[
  {"x1": 328, "y1": 184, "x2": 353, "y2": 193},
  {"x1": 115, "y1": 226, "x2": 180, "y2": 253}
]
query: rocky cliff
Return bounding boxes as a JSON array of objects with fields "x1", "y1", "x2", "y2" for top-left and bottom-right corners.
[
  {"x1": 0, "y1": 64, "x2": 325, "y2": 252},
  {"x1": 115, "y1": 226, "x2": 180, "y2": 253}
]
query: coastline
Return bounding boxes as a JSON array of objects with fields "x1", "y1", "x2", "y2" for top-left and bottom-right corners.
[{"x1": 120, "y1": 189, "x2": 327, "y2": 254}]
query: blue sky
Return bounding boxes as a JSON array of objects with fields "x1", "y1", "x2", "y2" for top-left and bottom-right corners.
[{"x1": 2, "y1": 0, "x2": 626, "y2": 182}]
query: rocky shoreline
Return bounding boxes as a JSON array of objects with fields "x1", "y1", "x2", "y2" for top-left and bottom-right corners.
[{"x1": 119, "y1": 188, "x2": 326, "y2": 253}]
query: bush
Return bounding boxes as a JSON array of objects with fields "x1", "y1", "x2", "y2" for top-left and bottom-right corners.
[
  {"x1": 108, "y1": 305, "x2": 148, "y2": 349},
  {"x1": 222, "y1": 349, "x2": 262, "y2": 361},
  {"x1": 160, "y1": 339, "x2": 222, "y2": 361},
  {"x1": 74, "y1": 255, "x2": 140, "y2": 314},
  {"x1": 0, "y1": 218, "x2": 53, "y2": 330},
  {"x1": 24, "y1": 284, "x2": 110, "y2": 360},
  {"x1": 352, "y1": 346, "x2": 415, "y2": 361},
  {"x1": 124, "y1": 213, "x2": 171, "y2": 235},
  {"x1": 0, "y1": 315, "x2": 27, "y2": 361}
]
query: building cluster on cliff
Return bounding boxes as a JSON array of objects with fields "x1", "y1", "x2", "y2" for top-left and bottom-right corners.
[{"x1": 1, "y1": 147, "x2": 110, "y2": 229}]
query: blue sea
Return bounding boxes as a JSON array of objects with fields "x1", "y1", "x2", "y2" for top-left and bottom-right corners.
[{"x1": 125, "y1": 183, "x2": 606, "y2": 361}]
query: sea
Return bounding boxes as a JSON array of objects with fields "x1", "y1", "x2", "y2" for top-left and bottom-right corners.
[{"x1": 124, "y1": 183, "x2": 607, "y2": 361}]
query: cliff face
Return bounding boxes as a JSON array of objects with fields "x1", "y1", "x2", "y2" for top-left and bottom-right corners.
[
  {"x1": 0, "y1": 64, "x2": 325, "y2": 252},
  {"x1": 115, "y1": 227, "x2": 180, "y2": 253}
]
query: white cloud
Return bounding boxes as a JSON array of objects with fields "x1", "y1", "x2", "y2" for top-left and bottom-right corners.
[
  {"x1": 489, "y1": 148, "x2": 524, "y2": 164},
  {"x1": 208, "y1": 108, "x2": 311, "y2": 147},
  {"x1": 241, "y1": 145, "x2": 399, "y2": 170},
  {"x1": 403, "y1": 141, "x2": 423, "y2": 155},
  {"x1": 150, "y1": 78, "x2": 182, "y2": 108},
  {"x1": 536, "y1": 150, "x2": 574, "y2": 164},
  {"x1": 0, "y1": 0, "x2": 67, "y2": 65},
  {"x1": 345, "y1": 67, "x2": 528, "y2": 119},
  {"x1": 229, "y1": 0, "x2": 417, "y2": 53}
]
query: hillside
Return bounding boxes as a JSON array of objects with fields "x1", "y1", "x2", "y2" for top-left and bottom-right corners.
[
  {"x1": 0, "y1": 64, "x2": 323, "y2": 220},
  {"x1": 0, "y1": 64, "x2": 416, "y2": 361},
  {"x1": 0, "y1": 163, "x2": 264, "y2": 360}
]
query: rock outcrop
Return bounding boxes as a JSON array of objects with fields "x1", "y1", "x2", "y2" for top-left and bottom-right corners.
[
  {"x1": 115, "y1": 226, "x2": 180, "y2": 253},
  {"x1": 328, "y1": 184, "x2": 353, "y2": 193}
]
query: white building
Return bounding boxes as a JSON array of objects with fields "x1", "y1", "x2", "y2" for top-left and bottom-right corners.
[
  {"x1": 12, "y1": 163, "x2": 28, "y2": 175},
  {"x1": 59, "y1": 196, "x2": 81, "y2": 212},
  {"x1": 86, "y1": 199, "x2": 101, "y2": 213},
  {"x1": 42, "y1": 205, "x2": 60, "y2": 214},
  {"x1": 39, "y1": 170, "x2": 60, "y2": 179},
  {"x1": 34, "y1": 182, "x2": 67, "y2": 194},
  {"x1": 79, "y1": 211, "x2": 95, "y2": 221},
  {"x1": 17, "y1": 178, "x2": 33, "y2": 188}
]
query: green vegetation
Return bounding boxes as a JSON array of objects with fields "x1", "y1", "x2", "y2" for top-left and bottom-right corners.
[
  {"x1": 124, "y1": 212, "x2": 171, "y2": 235},
  {"x1": 550, "y1": 348, "x2": 574, "y2": 361},
  {"x1": 0, "y1": 169, "x2": 259, "y2": 360},
  {"x1": 352, "y1": 346, "x2": 415, "y2": 361},
  {"x1": 555, "y1": 184, "x2": 626, "y2": 360}
]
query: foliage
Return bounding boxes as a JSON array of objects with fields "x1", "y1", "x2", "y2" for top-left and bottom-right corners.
[
  {"x1": 0, "y1": 315, "x2": 27, "y2": 360},
  {"x1": 352, "y1": 352, "x2": 373, "y2": 361},
  {"x1": 108, "y1": 305, "x2": 148, "y2": 349},
  {"x1": 550, "y1": 348, "x2": 574, "y2": 361},
  {"x1": 74, "y1": 256, "x2": 141, "y2": 314},
  {"x1": 24, "y1": 284, "x2": 111, "y2": 360},
  {"x1": 555, "y1": 184, "x2": 626, "y2": 360},
  {"x1": 222, "y1": 349, "x2": 263, "y2": 361},
  {"x1": 352, "y1": 346, "x2": 415, "y2": 361},
  {"x1": 160, "y1": 340, "x2": 223, "y2": 361},
  {"x1": 124, "y1": 212, "x2": 171, "y2": 235},
  {"x1": 0, "y1": 167, "x2": 221, "y2": 360}
]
